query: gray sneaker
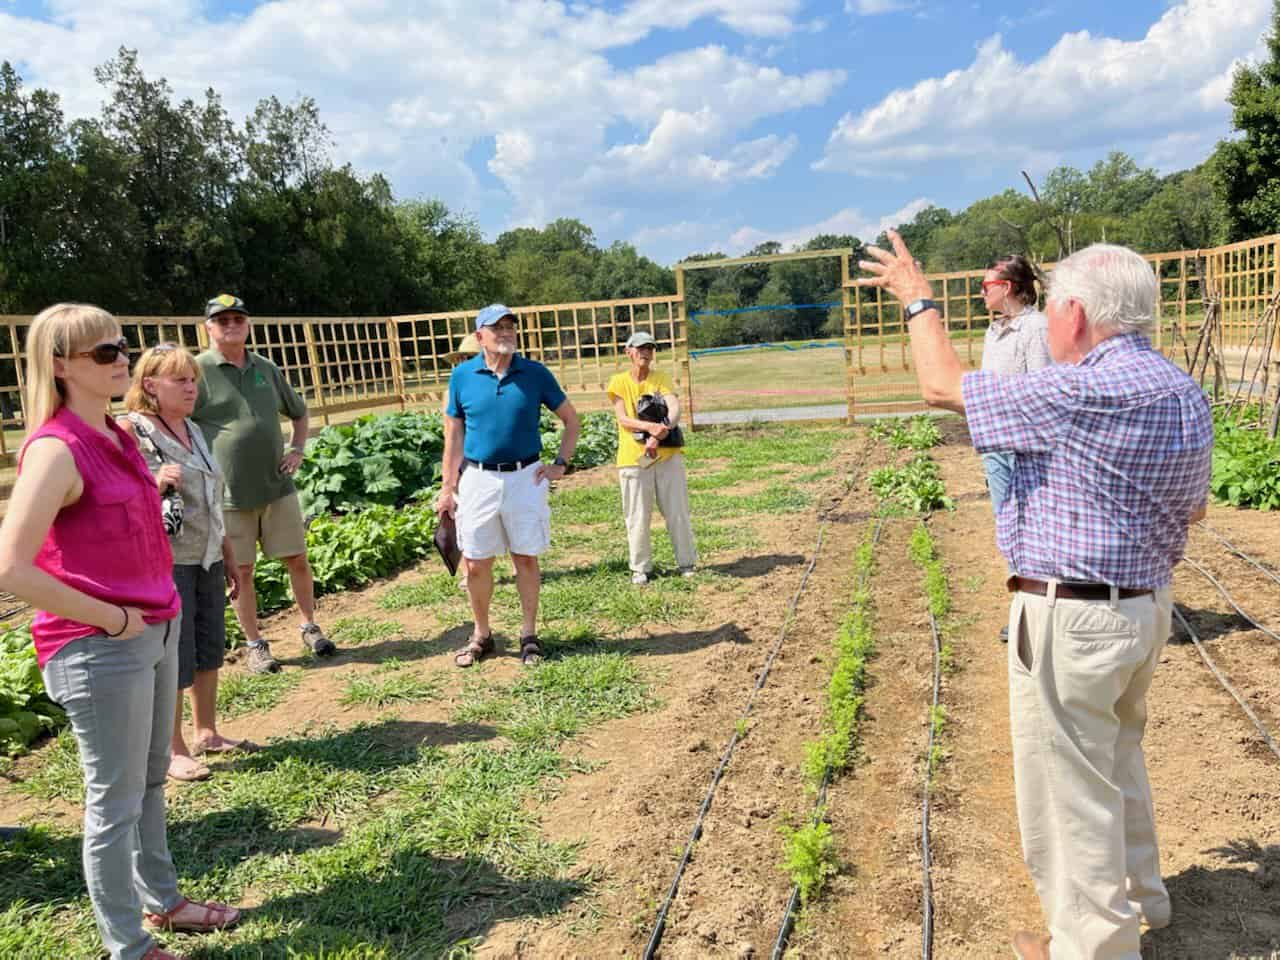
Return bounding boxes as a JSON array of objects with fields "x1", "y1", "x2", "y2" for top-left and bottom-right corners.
[
  {"x1": 244, "y1": 642, "x2": 280, "y2": 674},
  {"x1": 302, "y1": 623, "x2": 336, "y2": 657}
]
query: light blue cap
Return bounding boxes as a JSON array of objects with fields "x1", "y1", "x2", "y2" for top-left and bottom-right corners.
[{"x1": 476, "y1": 304, "x2": 516, "y2": 330}]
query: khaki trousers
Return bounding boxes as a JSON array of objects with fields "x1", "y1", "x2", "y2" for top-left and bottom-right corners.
[
  {"x1": 618, "y1": 455, "x2": 697, "y2": 574},
  {"x1": 1008, "y1": 583, "x2": 1172, "y2": 960}
]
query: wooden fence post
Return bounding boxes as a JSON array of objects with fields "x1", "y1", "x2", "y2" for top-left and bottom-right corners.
[
  {"x1": 675, "y1": 270, "x2": 694, "y2": 429},
  {"x1": 841, "y1": 252, "x2": 855, "y2": 424},
  {"x1": 386, "y1": 316, "x2": 406, "y2": 410},
  {"x1": 301, "y1": 320, "x2": 330, "y2": 427}
]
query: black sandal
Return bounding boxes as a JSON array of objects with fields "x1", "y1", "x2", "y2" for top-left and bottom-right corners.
[
  {"x1": 518, "y1": 635, "x2": 543, "y2": 666},
  {"x1": 454, "y1": 632, "x2": 493, "y2": 668}
]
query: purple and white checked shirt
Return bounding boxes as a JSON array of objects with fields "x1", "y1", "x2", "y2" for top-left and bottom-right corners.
[{"x1": 962, "y1": 334, "x2": 1213, "y2": 589}]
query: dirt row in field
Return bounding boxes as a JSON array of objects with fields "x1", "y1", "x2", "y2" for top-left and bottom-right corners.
[
  {"x1": 476, "y1": 433, "x2": 890, "y2": 959},
  {"x1": 494, "y1": 425, "x2": 1280, "y2": 959}
]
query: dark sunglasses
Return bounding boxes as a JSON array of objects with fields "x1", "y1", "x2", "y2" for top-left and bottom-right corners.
[
  {"x1": 209, "y1": 313, "x2": 247, "y2": 326},
  {"x1": 59, "y1": 337, "x2": 131, "y2": 365}
]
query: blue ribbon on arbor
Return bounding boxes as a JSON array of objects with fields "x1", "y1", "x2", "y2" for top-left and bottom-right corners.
[{"x1": 688, "y1": 301, "x2": 841, "y2": 324}]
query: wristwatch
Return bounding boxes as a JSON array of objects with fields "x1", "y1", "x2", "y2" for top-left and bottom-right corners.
[
  {"x1": 553, "y1": 456, "x2": 568, "y2": 467},
  {"x1": 903, "y1": 298, "x2": 939, "y2": 321}
]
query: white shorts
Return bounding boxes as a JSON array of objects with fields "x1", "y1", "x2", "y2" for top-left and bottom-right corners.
[{"x1": 456, "y1": 461, "x2": 551, "y2": 559}]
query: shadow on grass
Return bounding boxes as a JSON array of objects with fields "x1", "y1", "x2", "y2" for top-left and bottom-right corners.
[
  {"x1": 190, "y1": 849, "x2": 588, "y2": 959},
  {"x1": 319, "y1": 626, "x2": 473, "y2": 666},
  {"x1": 613, "y1": 622, "x2": 751, "y2": 658},
  {"x1": 705, "y1": 553, "x2": 805, "y2": 578},
  {"x1": 219, "y1": 718, "x2": 499, "y2": 777}
]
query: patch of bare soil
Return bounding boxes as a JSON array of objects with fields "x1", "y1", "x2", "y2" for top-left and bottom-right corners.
[
  {"x1": 476, "y1": 435, "x2": 885, "y2": 960},
  {"x1": 924, "y1": 441, "x2": 1044, "y2": 957},
  {"x1": 1144, "y1": 508, "x2": 1280, "y2": 960},
  {"x1": 791, "y1": 516, "x2": 942, "y2": 959}
]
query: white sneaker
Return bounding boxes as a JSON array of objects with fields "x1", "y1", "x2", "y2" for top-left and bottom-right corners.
[
  {"x1": 631, "y1": 572, "x2": 649, "y2": 585},
  {"x1": 680, "y1": 567, "x2": 696, "y2": 578}
]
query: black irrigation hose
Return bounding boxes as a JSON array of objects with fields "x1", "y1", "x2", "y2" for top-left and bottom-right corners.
[
  {"x1": 1196, "y1": 521, "x2": 1280, "y2": 590},
  {"x1": 643, "y1": 521, "x2": 830, "y2": 960},
  {"x1": 1180, "y1": 555, "x2": 1280, "y2": 644},
  {"x1": 769, "y1": 517, "x2": 886, "y2": 960},
  {"x1": 1171, "y1": 604, "x2": 1280, "y2": 763},
  {"x1": 921, "y1": 602, "x2": 941, "y2": 960}
]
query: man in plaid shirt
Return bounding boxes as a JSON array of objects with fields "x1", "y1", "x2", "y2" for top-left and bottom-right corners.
[{"x1": 858, "y1": 236, "x2": 1212, "y2": 960}]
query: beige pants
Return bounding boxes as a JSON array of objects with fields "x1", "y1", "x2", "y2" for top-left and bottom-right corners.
[
  {"x1": 1009, "y1": 584, "x2": 1172, "y2": 960},
  {"x1": 619, "y1": 456, "x2": 697, "y2": 574}
]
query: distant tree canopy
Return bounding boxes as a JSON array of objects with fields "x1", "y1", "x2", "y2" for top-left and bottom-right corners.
[
  {"x1": 5, "y1": 13, "x2": 1280, "y2": 346},
  {"x1": 1209, "y1": 0, "x2": 1280, "y2": 241},
  {"x1": 0, "y1": 51, "x2": 669, "y2": 317}
]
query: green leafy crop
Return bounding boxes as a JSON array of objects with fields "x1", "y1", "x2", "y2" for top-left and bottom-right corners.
[
  {"x1": 1210, "y1": 407, "x2": 1280, "y2": 511},
  {"x1": 0, "y1": 626, "x2": 65, "y2": 757}
]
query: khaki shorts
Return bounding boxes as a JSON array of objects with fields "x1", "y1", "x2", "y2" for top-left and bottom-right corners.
[{"x1": 225, "y1": 492, "x2": 307, "y2": 567}]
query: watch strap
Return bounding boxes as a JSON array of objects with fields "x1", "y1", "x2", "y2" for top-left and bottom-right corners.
[{"x1": 904, "y1": 298, "x2": 939, "y2": 320}]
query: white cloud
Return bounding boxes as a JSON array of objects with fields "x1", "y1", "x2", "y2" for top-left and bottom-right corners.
[
  {"x1": 817, "y1": 0, "x2": 1270, "y2": 176},
  {"x1": 725, "y1": 196, "x2": 932, "y2": 252},
  {"x1": 845, "y1": 0, "x2": 916, "y2": 14},
  {"x1": 0, "y1": 0, "x2": 841, "y2": 230}
]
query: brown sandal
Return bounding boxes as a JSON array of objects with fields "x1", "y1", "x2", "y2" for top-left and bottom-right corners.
[
  {"x1": 145, "y1": 897, "x2": 241, "y2": 933},
  {"x1": 518, "y1": 635, "x2": 543, "y2": 666},
  {"x1": 454, "y1": 632, "x2": 493, "y2": 668}
]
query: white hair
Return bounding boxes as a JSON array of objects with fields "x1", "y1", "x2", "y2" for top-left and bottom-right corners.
[{"x1": 1046, "y1": 243, "x2": 1157, "y2": 336}]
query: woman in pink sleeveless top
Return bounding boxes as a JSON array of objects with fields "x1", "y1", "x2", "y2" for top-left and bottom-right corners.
[{"x1": 0, "y1": 304, "x2": 242, "y2": 960}]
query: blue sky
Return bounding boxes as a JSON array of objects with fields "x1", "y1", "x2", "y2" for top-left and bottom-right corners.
[{"x1": 0, "y1": 0, "x2": 1268, "y2": 265}]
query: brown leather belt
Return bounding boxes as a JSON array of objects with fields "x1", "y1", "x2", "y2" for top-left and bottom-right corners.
[{"x1": 1008, "y1": 576, "x2": 1152, "y2": 601}]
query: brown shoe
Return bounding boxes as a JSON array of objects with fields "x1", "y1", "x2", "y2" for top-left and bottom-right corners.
[
  {"x1": 1011, "y1": 931, "x2": 1051, "y2": 960},
  {"x1": 301, "y1": 623, "x2": 336, "y2": 657},
  {"x1": 244, "y1": 641, "x2": 280, "y2": 674}
]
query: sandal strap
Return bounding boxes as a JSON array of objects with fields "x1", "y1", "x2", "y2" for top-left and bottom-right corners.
[{"x1": 147, "y1": 898, "x2": 235, "y2": 929}]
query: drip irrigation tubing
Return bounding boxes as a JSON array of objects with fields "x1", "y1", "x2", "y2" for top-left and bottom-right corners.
[
  {"x1": 769, "y1": 516, "x2": 886, "y2": 960},
  {"x1": 1180, "y1": 555, "x2": 1280, "y2": 644},
  {"x1": 643, "y1": 521, "x2": 830, "y2": 960},
  {"x1": 1171, "y1": 604, "x2": 1280, "y2": 763},
  {"x1": 920, "y1": 595, "x2": 941, "y2": 960},
  {"x1": 1195, "y1": 521, "x2": 1280, "y2": 590}
]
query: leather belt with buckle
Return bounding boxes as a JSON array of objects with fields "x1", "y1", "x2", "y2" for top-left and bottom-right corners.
[
  {"x1": 1008, "y1": 576, "x2": 1152, "y2": 601},
  {"x1": 463, "y1": 456, "x2": 538, "y2": 472}
]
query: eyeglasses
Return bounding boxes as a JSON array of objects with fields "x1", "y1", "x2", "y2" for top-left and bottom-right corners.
[
  {"x1": 59, "y1": 337, "x2": 131, "y2": 365},
  {"x1": 209, "y1": 314, "x2": 247, "y2": 326},
  {"x1": 981, "y1": 279, "x2": 1011, "y2": 292}
]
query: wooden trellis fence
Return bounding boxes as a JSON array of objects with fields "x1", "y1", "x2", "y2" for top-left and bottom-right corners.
[
  {"x1": 839, "y1": 233, "x2": 1280, "y2": 417},
  {"x1": 0, "y1": 294, "x2": 690, "y2": 467}
]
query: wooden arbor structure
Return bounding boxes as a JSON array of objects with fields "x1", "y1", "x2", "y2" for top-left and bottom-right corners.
[{"x1": 674, "y1": 246, "x2": 855, "y2": 418}]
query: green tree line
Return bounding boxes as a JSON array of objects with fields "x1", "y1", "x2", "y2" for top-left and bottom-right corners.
[{"x1": 0, "y1": 49, "x2": 673, "y2": 318}]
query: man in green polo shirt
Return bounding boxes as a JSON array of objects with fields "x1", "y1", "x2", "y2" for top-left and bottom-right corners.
[{"x1": 192, "y1": 294, "x2": 335, "y2": 674}]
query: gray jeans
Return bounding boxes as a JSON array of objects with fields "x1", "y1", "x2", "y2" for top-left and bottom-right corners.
[{"x1": 41, "y1": 617, "x2": 183, "y2": 960}]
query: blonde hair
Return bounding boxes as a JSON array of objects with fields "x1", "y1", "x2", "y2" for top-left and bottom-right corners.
[
  {"x1": 25, "y1": 303, "x2": 121, "y2": 430},
  {"x1": 124, "y1": 345, "x2": 201, "y2": 414}
]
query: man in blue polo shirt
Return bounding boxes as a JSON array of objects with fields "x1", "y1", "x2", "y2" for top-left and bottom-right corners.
[{"x1": 436, "y1": 304, "x2": 579, "y2": 668}]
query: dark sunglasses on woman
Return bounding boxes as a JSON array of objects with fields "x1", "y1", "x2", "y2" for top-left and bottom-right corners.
[{"x1": 57, "y1": 337, "x2": 131, "y2": 365}]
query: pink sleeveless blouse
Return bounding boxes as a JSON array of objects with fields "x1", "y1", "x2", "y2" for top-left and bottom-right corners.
[{"x1": 20, "y1": 406, "x2": 180, "y2": 667}]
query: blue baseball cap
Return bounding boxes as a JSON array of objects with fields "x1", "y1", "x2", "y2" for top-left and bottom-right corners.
[{"x1": 475, "y1": 304, "x2": 516, "y2": 330}]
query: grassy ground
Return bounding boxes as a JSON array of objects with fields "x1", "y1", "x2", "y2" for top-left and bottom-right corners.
[{"x1": 0, "y1": 422, "x2": 848, "y2": 959}]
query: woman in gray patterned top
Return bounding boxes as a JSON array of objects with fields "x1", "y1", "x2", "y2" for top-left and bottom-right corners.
[
  {"x1": 122, "y1": 345, "x2": 246, "y2": 782},
  {"x1": 979, "y1": 255, "x2": 1052, "y2": 515}
]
